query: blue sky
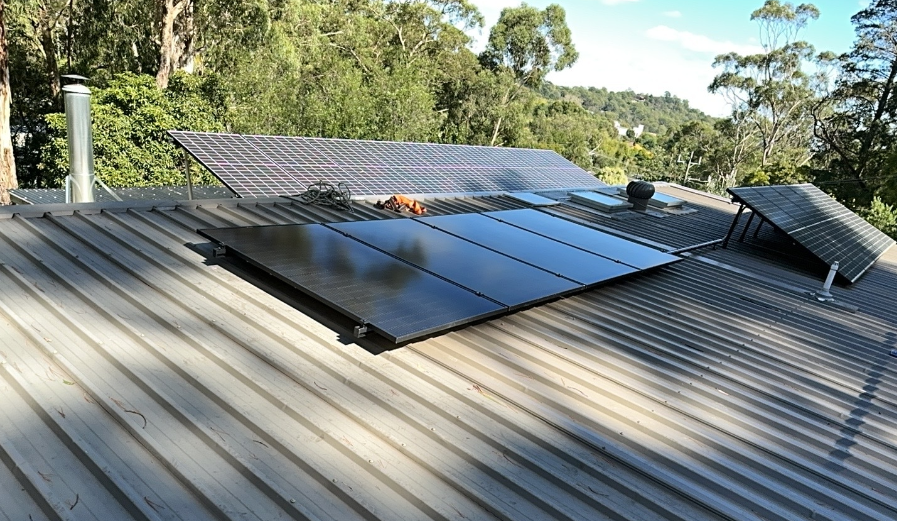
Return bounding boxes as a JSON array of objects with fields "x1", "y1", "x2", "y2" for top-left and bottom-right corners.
[{"x1": 468, "y1": 0, "x2": 868, "y2": 116}]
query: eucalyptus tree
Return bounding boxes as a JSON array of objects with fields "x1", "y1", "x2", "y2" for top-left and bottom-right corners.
[
  {"x1": 1, "y1": 0, "x2": 16, "y2": 204},
  {"x1": 479, "y1": 3, "x2": 577, "y2": 145},
  {"x1": 709, "y1": 1, "x2": 823, "y2": 168},
  {"x1": 156, "y1": 0, "x2": 271, "y2": 88},
  {"x1": 813, "y1": 0, "x2": 897, "y2": 202}
]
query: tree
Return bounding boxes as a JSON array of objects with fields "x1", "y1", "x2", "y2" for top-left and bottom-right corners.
[
  {"x1": 709, "y1": 1, "x2": 822, "y2": 167},
  {"x1": 40, "y1": 72, "x2": 224, "y2": 188},
  {"x1": 813, "y1": 0, "x2": 897, "y2": 203},
  {"x1": 8, "y1": 1, "x2": 70, "y2": 101},
  {"x1": 0, "y1": 0, "x2": 16, "y2": 205},
  {"x1": 861, "y1": 196, "x2": 897, "y2": 238},
  {"x1": 479, "y1": 3, "x2": 577, "y2": 145},
  {"x1": 156, "y1": 0, "x2": 271, "y2": 88}
]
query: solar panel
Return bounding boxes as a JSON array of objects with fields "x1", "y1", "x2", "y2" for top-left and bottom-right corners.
[
  {"x1": 170, "y1": 131, "x2": 605, "y2": 198},
  {"x1": 198, "y1": 224, "x2": 504, "y2": 342},
  {"x1": 327, "y1": 219, "x2": 580, "y2": 308},
  {"x1": 486, "y1": 209, "x2": 680, "y2": 270},
  {"x1": 169, "y1": 132, "x2": 302, "y2": 197},
  {"x1": 418, "y1": 213, "x2": 640, "y2": 285},
  {"x1": 728, "y1": 184, "x2": 895, "y2": 282},
  {"x1": 200, "y1": 211, "x2": 680, "y2": 343}
]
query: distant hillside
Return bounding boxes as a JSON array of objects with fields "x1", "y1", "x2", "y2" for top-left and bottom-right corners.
[{"x1": 539, "y1": 84, "x2": 717, "y2": 136}]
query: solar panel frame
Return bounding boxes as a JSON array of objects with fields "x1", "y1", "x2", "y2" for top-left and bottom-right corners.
[
  {"x1": 728, "y1": 184, "x2": 895, "y2": 282},
  {"x1": 169, "y1": 130, "x2": 606, "y2": 198}
]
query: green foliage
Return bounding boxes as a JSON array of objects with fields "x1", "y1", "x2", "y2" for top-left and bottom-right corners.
[
  {"x1": 525, "y1": 100, "x2": 610, "y2": 169},
  {"x1": 595, "y1": 166, "x2": 628, "y2": 186},
  {"x1": 861, "y1": 197, "x2": 897, "y2": 239},
  {"x1": 740, "y1": 164, "x2": 807, "y2": 186},
  {"x1": 8, "y1": 0, "x2": 716, "y2": 194},
  {"x1": 40, "y1": 72, "x2": 225, "y2": 188},
  {"x1": 480, "y1": 3, "x2": 577, "y2": 88},
  {"x1": 709, "y1": 2, "x2": 822, "y2": 168},
  {"x1": 540, "y1": 85, "x2": 714, "y2": 135},
  {"x1": 812, "y1": 1, "x2": 897, "y2": 207}
]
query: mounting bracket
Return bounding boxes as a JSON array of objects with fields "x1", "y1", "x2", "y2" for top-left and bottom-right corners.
[{"x1": 354, "y1": 323, "x2": 369, "y2": 338}]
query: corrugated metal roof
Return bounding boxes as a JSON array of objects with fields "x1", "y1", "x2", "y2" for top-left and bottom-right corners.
[
  {"x1": 1, "y1": 189, "x2": 895, "y2": 521},
  {"x1": 9, "y1": 185, "x2": 234, "y2": 205}
]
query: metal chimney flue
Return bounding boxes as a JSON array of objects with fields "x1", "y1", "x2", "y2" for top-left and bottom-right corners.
[{"x1": 62, "y1": 75, "x2": 95, "y2": 203}]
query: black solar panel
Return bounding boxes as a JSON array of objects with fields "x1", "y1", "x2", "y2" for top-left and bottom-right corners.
[
  {"x1": 728, "y1": 184, "x2": 895, "y2": 282},
  {"x1": 328, "y1": 219, "x2": 581, "y2": 308},
  {"x1": 198, "y1": 224, "x2": 504, "y2": 342},
  {"x1": 415, "y1": 213, "x2": 641, "y2": 285},
  {"x1": 200, "y1": 211, "x2": 680, "y2": 343},
  {"x1": 170, "y1": 131, "x2": 604, "y2": 198},
  {"x1": 485, "y1": 209, "x2": 679, "y2": 269}
]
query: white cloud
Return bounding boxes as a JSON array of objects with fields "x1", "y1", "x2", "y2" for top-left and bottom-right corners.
[
  {"x1": 663, "y1": 10, "x2": 682, "y2": 18},
  {"x1": 645, "y1": 25, "x2": 763, "y2": 56},
  {"x1": 602, "y1": 0, "x2": 639, "y2": 5}
]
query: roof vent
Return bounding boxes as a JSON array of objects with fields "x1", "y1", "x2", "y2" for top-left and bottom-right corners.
[{"x1": 626, "y1": 181, "x2": 654, "y2": 211}]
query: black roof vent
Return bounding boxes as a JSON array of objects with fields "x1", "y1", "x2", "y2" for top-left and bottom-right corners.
[{"x1": 626, "y1": 181, "x2": 655, "y2": 211}]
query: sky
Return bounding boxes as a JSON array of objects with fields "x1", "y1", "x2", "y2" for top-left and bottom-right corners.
[{"x1": 466, "y1": 0, "x2": 869, "y2": 116}]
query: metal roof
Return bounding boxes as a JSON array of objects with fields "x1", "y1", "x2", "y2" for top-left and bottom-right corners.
[
  {"x1": 9, "y1": 185, "x2": 233, "y2": 205},
  {"x1": 0, "y1": 187, "x2": 895, "y2": 520}
]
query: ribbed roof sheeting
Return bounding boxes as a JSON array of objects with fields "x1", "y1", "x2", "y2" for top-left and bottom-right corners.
[
  {"x1": 548, "y1": 185, "x2": 738, "y2": 250},
  {"x1": 0, "y1": 192, "x2": 895, "y2": 521}
]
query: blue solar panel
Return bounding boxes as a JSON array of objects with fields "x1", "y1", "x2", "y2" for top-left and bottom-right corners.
[
  {"x1": 170, "y1": 131, "x2": 605, "y2": 198},
  {"x1": 728, "y1": 184, "x2": 895, "y2": 282}
]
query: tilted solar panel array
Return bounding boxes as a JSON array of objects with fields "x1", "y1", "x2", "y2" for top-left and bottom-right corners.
[
  {"x1": 169, "y1": 131, "x2": 604, "y2": 198},
  {"x1": 728, "y1": 184, "x2": 895, "y2": 282},
  {"x1": 199, "y1": 209, "x2": 680, "y2": 342}
]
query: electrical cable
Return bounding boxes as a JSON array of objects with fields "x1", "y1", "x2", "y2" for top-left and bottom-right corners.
[
  {"x1": 297, "y1": 181, "x2": 354, "y2": 212},
  {"x1": 813, "y1": 174, "x2": 897, "y2": 186}
]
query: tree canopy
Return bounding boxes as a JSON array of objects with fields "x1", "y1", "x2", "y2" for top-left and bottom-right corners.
[{"x1": 3, "y1": 0, "x2": 897, "y2": 236}]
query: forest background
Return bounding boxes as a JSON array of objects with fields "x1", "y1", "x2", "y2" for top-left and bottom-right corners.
[{"x1": 3, "y1": 0, "x2": 897, "y2": 238}]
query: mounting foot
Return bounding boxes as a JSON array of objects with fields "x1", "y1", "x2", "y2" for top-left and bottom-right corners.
[
  {"x1": 354, "y1": 324, "x2": 369, "y2": 338},
  {"x1": 213, "y1": 246, "x2": 227, "y2": 258}
]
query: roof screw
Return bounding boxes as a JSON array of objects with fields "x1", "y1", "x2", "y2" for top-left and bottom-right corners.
[{"x1": 814, "y1": 261, "x2": 839, "y2": 302}]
